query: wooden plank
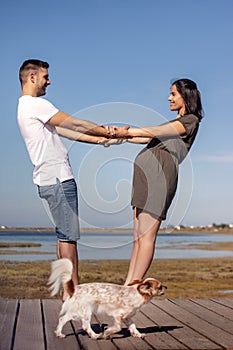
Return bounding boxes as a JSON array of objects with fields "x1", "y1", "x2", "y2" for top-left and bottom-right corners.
[
  {"x1": 172, "y1": 299, "x2": 233, "y2": 335},
  {"x1": 153, "y1": 299, "x2": 233, "y2": 349},
  {"x1": 190, "y1": 298, "x2": 233, "y2": 321},
  {"x1": 13, "y1": 299, "x2": 45, "y2": 350},
  {"x1": 0, "y1": 299, "x2": 18, "y2": 350},
  {"x1": 132, "y1": 309, "x2": 189, "y2": 349},
  {"x1": 3, "y1": 298, "x2": 233, "y2": 350},
  {"x1": 211, "y1": 298, "x2": 233, "y2": 309},
  {"x1": 112, "y1": 335, "x2": 153, "y2": 350},
  {"x1": 42, "y1": 299, "x2": 81, "y2": 350},
  {"x1": 143, "y1": 301, "x2": 217, "y2": 350}
]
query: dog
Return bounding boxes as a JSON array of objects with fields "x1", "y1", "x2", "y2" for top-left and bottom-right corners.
[{"x1": 48, "y1": 258, "x2": 167, "y2": 339}]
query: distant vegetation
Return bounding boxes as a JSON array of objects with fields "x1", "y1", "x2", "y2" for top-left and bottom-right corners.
[{"x1": 0, "y1": 242, "x2": 41, "y2": 248}]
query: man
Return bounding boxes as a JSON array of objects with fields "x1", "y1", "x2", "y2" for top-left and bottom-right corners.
[{"x1": 17, "y1": 59, "x2": 128, "y2": 299}]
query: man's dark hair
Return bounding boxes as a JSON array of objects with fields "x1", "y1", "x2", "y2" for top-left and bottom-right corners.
[{"x1": 19, "y1": 59, "x2": 49, "y2": 85}]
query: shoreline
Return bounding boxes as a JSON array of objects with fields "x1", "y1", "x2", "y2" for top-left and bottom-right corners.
[
  {"x1": 1, "y1": 227, "x2": 233, "y2": 235},
  {"x1": 1, "y1": 241, "x2": 233, "y2": 254}
]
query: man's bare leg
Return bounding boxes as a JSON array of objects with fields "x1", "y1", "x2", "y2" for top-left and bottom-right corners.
[{"x1": 57, "y1": 240, "x2": 79, "y2": 300}]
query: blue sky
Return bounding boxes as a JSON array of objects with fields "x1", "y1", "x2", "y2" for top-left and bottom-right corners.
[{"x1": 0, "y1": 0, "x2": 233, "y2": 228}]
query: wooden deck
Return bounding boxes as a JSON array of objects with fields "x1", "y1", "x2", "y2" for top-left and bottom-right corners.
[{"x1": 1, "y1": 298, "x2": 233, "y2": 350}]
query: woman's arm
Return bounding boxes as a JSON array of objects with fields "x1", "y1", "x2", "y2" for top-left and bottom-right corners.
[
  {"x1": 101, "y1": 136, "x2": 151, "y2": 147},
  {"x1": 101, "y1": 120, "x2": 186, "y2": 146},
  {"x1": 128, "y1": 120, "x2": 186, "y2": 138},
  {"x1": 126, "y1": 137, "x2": 151, "y2": 144}
]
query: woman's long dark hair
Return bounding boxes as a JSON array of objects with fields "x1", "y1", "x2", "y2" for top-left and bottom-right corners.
[{"x1": 172, "y1": 79, "x2": 203, "y2": 120}]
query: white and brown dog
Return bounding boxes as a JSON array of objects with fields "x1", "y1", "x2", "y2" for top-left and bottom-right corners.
[{"x1": 49, "y1": 258, "x2": 166, "y2": 339}]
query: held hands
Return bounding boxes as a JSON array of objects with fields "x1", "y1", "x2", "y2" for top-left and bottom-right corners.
[
  {"x1": 103, "y1": 124, "x2": 130, "y2": 138},
  {"x1": 98, "y1": 125, "x2": 151, "y2": 146},
  {"x1": 100, "y1": 125, "x2": 130, "y2": 147}
]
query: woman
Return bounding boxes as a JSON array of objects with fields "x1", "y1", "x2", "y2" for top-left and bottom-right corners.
[{"x1": 124, "y1": 78, "x2": 203, "y2": 285}]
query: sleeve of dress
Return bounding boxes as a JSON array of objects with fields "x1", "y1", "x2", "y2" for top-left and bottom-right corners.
[{"x1": 177, "y1": 114, "x2": 199, "y2": 137}]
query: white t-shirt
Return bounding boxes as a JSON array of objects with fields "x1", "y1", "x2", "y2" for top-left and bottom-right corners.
[{"x1": 17, "y1": 95, "x2": 74, "y2": 186}]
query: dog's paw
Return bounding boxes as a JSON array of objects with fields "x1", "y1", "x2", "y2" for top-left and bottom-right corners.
[
  {"x1": 132, "y1": 332, "x2": 145, "y2": 338},
  {"x1": 54, "y1": 330, "x2": 66, "y2": 338},
  {"x1": 90, "y1": 332, "x2": 103, "y2": 340},
  {"x1": 103, "y1": 334, "x2": 110, "y2": 339},
  {"x1": 102, "y1": 331, "x2": 111, "y2": 339}
]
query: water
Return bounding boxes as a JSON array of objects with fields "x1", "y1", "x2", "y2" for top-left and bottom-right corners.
[{"x1": 0, "y1": 230, "x2": 233, "y2": 261}]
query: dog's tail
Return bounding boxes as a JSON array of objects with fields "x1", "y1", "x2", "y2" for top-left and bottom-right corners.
[{"x1": 48, "y1": 258, "x2": 74, "y2": 297}]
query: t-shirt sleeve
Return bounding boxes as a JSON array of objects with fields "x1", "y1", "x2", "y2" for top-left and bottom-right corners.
[
  {"x1": 177, "y1": 114, "x2": 199, "y2": 137},
  {"x1": 34, "y1": 98, "x2": 59, "y2": 124}
]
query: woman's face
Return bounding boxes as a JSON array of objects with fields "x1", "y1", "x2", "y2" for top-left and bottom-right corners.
[{"x1": 168, "y1": 84, "x2": 186, "y2": 115}]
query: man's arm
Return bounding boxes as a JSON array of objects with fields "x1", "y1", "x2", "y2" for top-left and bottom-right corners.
[
  {"x1": 56, "y1": 126, "x2": 106, "y2": 144},
  {"x1": 49, "y1": 111, "x2": 130, "y2": 138},
  {"x1": 49, "y1": 111, "x2": 112, "y2": 137}
]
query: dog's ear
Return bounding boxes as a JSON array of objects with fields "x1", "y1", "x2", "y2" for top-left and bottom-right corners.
[
  {"x1": 137, "y1": 279, "x2": 159, "y2": 298},
  {"x1": 128, "y1": 279, "x2": 143, "y2": 286}
]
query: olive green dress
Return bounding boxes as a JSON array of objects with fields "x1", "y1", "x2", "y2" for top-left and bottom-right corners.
[{"x1": 131, "y1": 114, "x2": 200, "y2": 220}]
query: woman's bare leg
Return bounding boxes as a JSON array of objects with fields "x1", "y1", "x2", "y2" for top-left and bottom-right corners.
[
  {"x1": 125, "y1": 211, "x2": 161, "y2": 285},
  {"x1": 124, "y1": 209, "x2": 139, "y2": 285}
]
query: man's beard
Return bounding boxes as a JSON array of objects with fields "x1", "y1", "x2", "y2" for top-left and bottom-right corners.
[{"x1": 37, "y1": 86, "x2": 46, "y2": 96}]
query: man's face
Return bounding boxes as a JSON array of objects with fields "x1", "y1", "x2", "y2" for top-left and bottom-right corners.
[{"x1": 35, "y1": 67, "x2": 51, "y2": 97}]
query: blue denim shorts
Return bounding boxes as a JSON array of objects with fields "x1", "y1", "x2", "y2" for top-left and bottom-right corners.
[{"x1": 38, "y1": 179, "x2": 80, "y2": 242}]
